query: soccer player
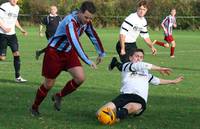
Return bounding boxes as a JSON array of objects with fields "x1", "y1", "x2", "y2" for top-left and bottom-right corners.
[
  {"x1": 153, "y1": 8, "x2": 177, "y2": 58},
  {"x1": 108, "y1": 0, "x2": 157, "y2": 71},
  {"x1": 0, "y1": 0, "x2": 28, "y2": 82},
  {"x1": 97, "y1": 49, "x2": 184, "y2": 123},
  {"x1": 35, "y1": 5, "x2": 62, "y2": 60},
  {"x1": 30, "y1": 1, "x2": 105, "y2": 116}
]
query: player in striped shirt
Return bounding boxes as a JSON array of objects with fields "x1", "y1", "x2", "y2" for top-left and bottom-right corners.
[
  {"x1": 153, "y1": 8, "x2": 177, "y2": 58},
  {"x1": 97, "y1": 49, "x2": 184, "y2": 123},
  {"x1": 109, "y1": 0, "x2": 157, "y2": 71},
  {"x1": 30, "y1": 1, "x2": 105, "y2": 116}
]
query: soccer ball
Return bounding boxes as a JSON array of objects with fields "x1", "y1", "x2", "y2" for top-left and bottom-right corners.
[{"x1": 97, "y1": 107, "x2": 116, "y2": 125}]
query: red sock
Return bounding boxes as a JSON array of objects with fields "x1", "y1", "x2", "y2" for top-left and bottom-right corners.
[
  {"x1": 56, "y1": 79, "x2": 80, "y2": 97},
  {"x1": 32, "y1": 84, "x2": 49, "y2": 110},
  {"x1": 155, "y1": 41, "x2": 165, "y2": 47},
  {"x1": 170, "y1": 47, "x2": 175, "y2": 56}
]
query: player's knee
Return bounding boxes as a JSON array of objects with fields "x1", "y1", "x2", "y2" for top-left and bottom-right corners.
[
  {"x1": 74, "y1": 76, "x2": 85, "y2": 85},
  {"x1": 13, "y1": 51, "x2": 20, "y2": 56},
  {"x1": 0, "y1": 56, "x2": 6, "y2": 61},
  {"x1": 165, "y1": 43, "x2": 170, "y2": 48}
]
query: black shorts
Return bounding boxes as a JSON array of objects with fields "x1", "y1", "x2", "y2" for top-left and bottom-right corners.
[
  {"x1": 112, "y1": 94, "x2": 146, "y2": 116},
  {"x1": 0, "y1": 34, "x2": 19, "y2": 54},
  {"x1": 116, "y1": 41, "x2": 137, "y2": 63}
]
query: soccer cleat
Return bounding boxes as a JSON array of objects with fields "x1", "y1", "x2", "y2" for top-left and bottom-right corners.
[
  {"x1": 30, "y1": 107, "x2": 40, "y2": 117},
  {"x1": 35, "y1": 50, "x2": 40, "y2": 60},
  {"x1": 15, "y1": 76, "x2": 27, "y2": 83},
  {"x1": 108, "y1": 57, "x2": 118, "y2": 71},
  {"x1": 52, "y1": 94, "x2": 62, "y2": 111},
  {"x1": 170, "y1": 55, "x2": 175, "y2": 58}
]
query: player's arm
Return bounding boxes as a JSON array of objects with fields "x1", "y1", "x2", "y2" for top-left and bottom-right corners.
[
  {"x1": 15, "y1": 20, "x2": 28, "y2": 36},
  {"x1": 85, "y1": 22, "x2": 106, "y2": 65},
  {"x1": 65, "y1": 21, "x2": 96, "y2": 68},
  {"x1": 159, "y1": 76, "x2": 184, "y2": 85},
  {"x1": 143, "y1": 37, "x2": 157, "y2": 55},
  {"x1": 161, "y1": 17, "x2": 168, "y2": 34},
  {"x1": 150, "y1": 64, "x2": 172, "y2": 75}
]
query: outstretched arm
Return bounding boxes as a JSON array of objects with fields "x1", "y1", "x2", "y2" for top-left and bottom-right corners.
[
  {"x1": 151, "y1": 64, "x2": 172, "y2": 75},
  {"x1": 159, "y1": 76, "x2": 184, "y2": 84},
  {"x1": 15, "y1": 20, "x2": 28, "y2": 36}
]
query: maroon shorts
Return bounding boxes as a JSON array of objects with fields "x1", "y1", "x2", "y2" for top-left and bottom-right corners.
[
  {"x1": 42, "y1": 47, "x2": 82, "y2": 79},
  {"x1": 164, "y1": 35, "x2": 174, "y2": 43}
]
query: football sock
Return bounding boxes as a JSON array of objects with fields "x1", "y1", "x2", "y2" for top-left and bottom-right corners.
[
  {"x1": 56, "y1": 79, "x2": 80, "y2": 97},
  {"x1": 116, "y1": 62, "x2": 122, "y2": 71},
  {"x1": 116, "y1": 108, "x2": 128, "y2": 119},
  {"x1": 170, "y1": 47, "x2": 175, "y2": 56},
  {"x1": 155, "y1": 41, "x2": 165, "y2": 47},
  {"x1": 32, "y1": 84, "x2": 49, "y2": 110},
  {"x1": 39, "y1": 48, "x2": 46, "y2": 54},
  {"x1": 14, "y1": 56, "x2": 20, "y2": 78}
]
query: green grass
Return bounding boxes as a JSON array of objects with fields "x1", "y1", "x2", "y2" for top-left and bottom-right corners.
[{"x1": 0, "y1": 26, "x2": 200, "y2": 129}]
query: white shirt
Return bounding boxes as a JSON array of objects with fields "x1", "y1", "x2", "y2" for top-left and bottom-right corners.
[
  {"x1": 0, "y1": 2, "x2": 19, "y2": 35},
  {"x1": 120, "y1": 12, "x2": 149, "y2": 43},
  {"x1": 120, "y1": 62, "x2": 160, "y2": 102}
]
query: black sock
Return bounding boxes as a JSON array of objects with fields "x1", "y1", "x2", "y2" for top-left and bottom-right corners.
[
  {"x1": 14, "y1": 56, "x2": 20, "y2": 78},
  {"x1": 116, "y1": 108, "x2": 128, "y2": 119},
  {"x1": 116, "y1": 62, "x2": 122, "y2": 71},
  {"x1": 39, "y1": 48, "x2": 46, "y2": 54}
]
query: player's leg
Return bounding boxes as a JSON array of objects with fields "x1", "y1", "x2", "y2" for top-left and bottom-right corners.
[
  {"x1": 153, "y1": 40, "x2": 169, "y2": 48},
  {"x1": 52, "y1": 48, "x2": 84, "y2": 111},
  {"x1": 170, "y1": 40, "x2": 176, "y2": 58},
  {"x1": 8, "y1": 34, "x2": 27, "y2": 82},
  {"x1": 31, "y1": 47, "x2": 62, "y2": 116},
  {"x1": 0, "y1": 34, "x2": 7, "y2": 61},
  {"x1": 35, "y1": 47, "x2": 46, "y2": 60}
]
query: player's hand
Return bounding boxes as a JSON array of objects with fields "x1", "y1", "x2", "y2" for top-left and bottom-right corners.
[
  {"x1": 22, "y1": 30, "x2": 28, "y2": 36},
  {"x1": 151, "y1": 47, "x2": 157, "y2": 56},
  {"x1": 39, "y1": 32, "x2": 44, "y2": 37},
  {"x1": 90, "y1": 62, "x2": 97, "y2": 69},
  {"x1": 173, "y1": 76, "x2": 184, "y2": 84},
  {"x1": 159, "y1": 67, "x2": 172, "y2": 75},
  {"x1": 120, "y1": 49, "x2": 126, "y2": 55},
  {"x1": 4, "y1": 27, "x2": 11, "y2": 33},
  {"x1": 96, "y1": 56, "x2": 103, "y2": 65}
]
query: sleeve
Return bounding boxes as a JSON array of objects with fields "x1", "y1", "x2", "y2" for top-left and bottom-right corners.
[
  {"x1": 148, "y1": 74, "x2": 160, "y2": 85},
  {"x1": 122, "y1": 62, "x2": 152, "y2": 72},
  {"x1": 85, "y1": 22, "x2": 105, "y2": 57},
  {"x1": 0, "y1": 4, "x2": 6, "y2": 20},
  {"x1": 119, "y1": 15, "x2": 133, "y2": 36},
  {"x1": 140, "y1": 19, "x2": 149, "y2": 39},
  {"x1": 65, "y1": 21, "x2": 92, "y2": 65}
]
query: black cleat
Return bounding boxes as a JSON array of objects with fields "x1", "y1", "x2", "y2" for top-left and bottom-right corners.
[
  {"x1": 30, "y1": 107, "x2": 40, "y2": 117},
  {"x1": 35, "y1": 50, "x2": 40, "y2": 60},
  {"x1": 108, "y1": 57, "x2": 118, "y2": 71},
  {"x1": 52, "y1": 94, "x2": 62, "y2": 111}
]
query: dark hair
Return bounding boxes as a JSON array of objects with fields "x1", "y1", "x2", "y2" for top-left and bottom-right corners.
[
  {"x1": 137, "y1": 0, "x2": 149, "y2": 9},
  {"x1": 80, "y1": 1, "x2": 96, "y2": 14},
  {"x1": 129, "y1": 49, "x2": 145, "y2": 57}
]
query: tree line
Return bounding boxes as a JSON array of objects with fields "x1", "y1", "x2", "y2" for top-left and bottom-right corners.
[{"x1": 0, "y1": 0, "x2": 200, "y2": 30}]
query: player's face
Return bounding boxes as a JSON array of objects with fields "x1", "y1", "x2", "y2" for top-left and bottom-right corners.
[
  {"x1": 137, "y1": 6, "x2": 148, "y2": 17},
  {"x1": 79, "y1": 10, "x2": 93, "y2": 24},
  {"x1": 10, "y1": 0, "x2": 18, "y2": 6},
  {"x1": 50, "y1": 6, "x2": 58, "y2": 15},
  {"x1": 130, "y1": 52, "x2": 144, "y2": 63},
  {"x1": 171, "y1": 9, "x2": 176, "y2": 16}
]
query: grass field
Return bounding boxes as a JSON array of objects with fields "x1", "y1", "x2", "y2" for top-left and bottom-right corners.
[{"x1": 0, "y1": 27, "x2": 200, "y2": 129}]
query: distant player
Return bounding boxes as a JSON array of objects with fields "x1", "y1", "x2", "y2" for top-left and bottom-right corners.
[
  {"x1": 97, "y1": 49, "x2": 184, "y2": 124},
  {"x1": 153, "y1": 8, "x2": 177, "y2": 58},
  {"x1": 35, "y1": 5, "x2": 62, "y2": 60},
  {"x1": 0, "y1": 0, "x2": 28, "y2": 82}
]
